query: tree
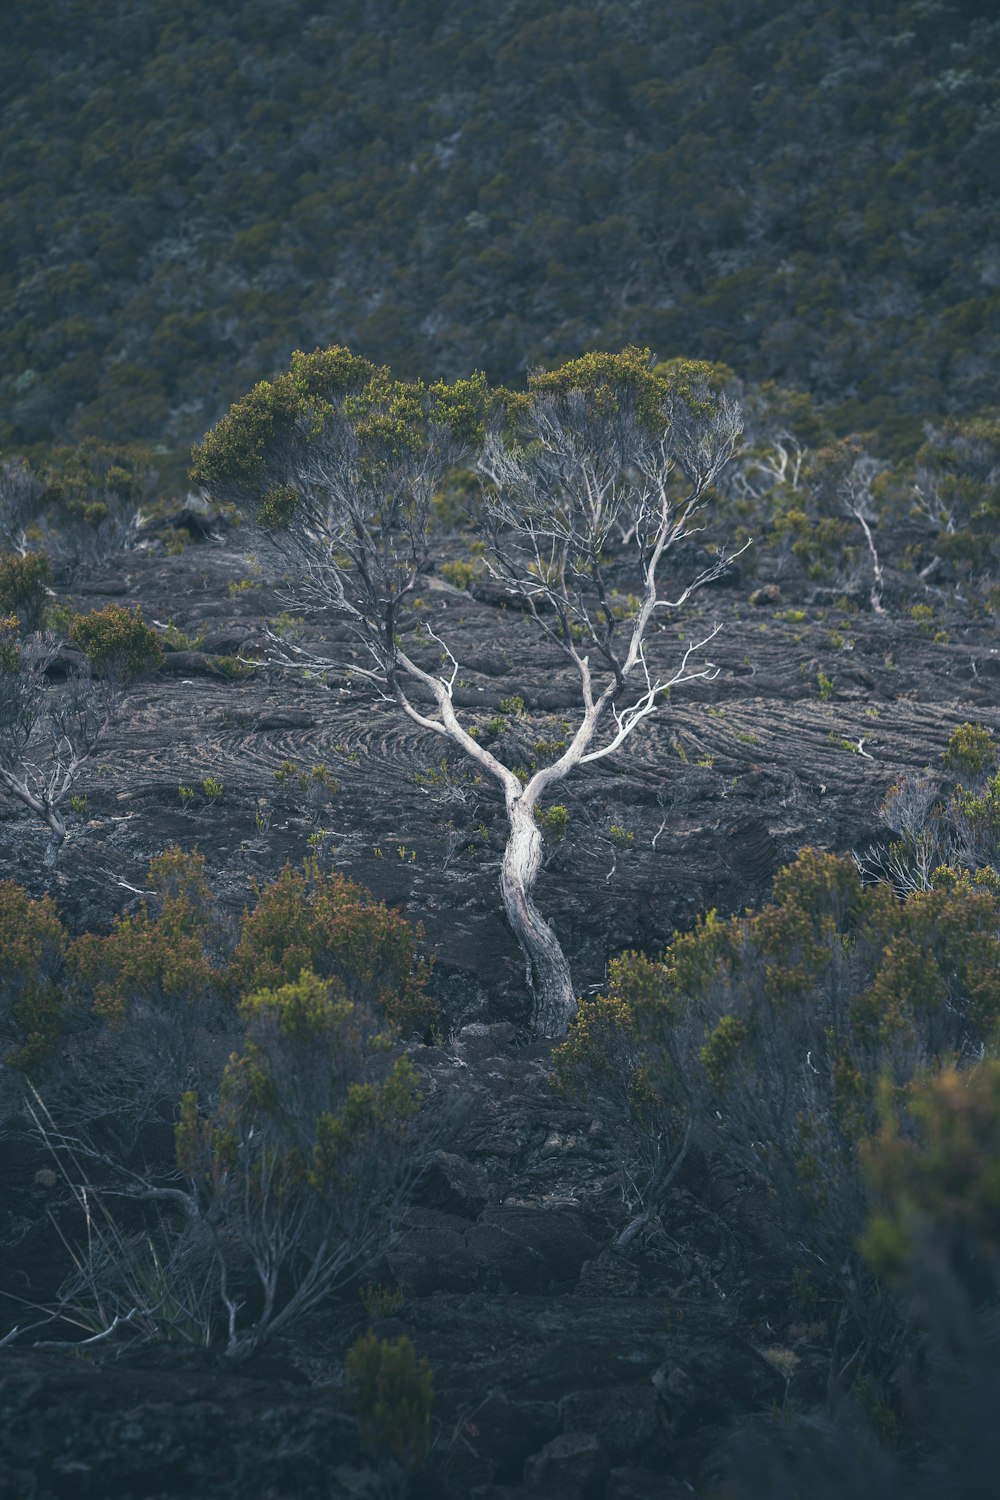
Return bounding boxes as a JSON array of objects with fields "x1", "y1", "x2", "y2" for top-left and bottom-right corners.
[{"x1": 193, "y1": 345, "x2": 744, "y2": 1036}]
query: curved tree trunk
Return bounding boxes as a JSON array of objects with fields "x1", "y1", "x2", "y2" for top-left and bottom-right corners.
[{"x1": 500, "y1": 793, "x2": 577, "y2": 1037}]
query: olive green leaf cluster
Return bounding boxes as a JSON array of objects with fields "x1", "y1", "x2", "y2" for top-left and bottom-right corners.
[
  {"x1": 346, "y1": 1330, "x2": 434, "y2": 1473},
  {"x1": 555, "y1": 848, "x2": 1000, "y2": 1379},
  {"x1": 2, "y1": 849, "x2": 438, "y2": 1358}
]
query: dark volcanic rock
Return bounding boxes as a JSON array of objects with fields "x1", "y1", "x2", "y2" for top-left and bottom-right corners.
[
  {"x1": 0, "y1": 1348, "x2": 372, "y2": 1500},
  {"x1": 1, "y1": 534, "x2": 997, "y2": 1498}
]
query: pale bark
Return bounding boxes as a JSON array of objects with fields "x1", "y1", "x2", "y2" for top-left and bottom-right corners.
[{"x1": 499, "y1": 789, "x2": 576, "y2": 1036}]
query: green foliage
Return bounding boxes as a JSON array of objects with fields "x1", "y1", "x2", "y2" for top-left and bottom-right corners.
[
  {"x1": 345, "y1": 1331, "x2": 434, "y2": 1472},
  {"x1": 529, "y1": 346, "x2": 664, "y2": 430},
  {"x1": 943, "y1": 722, "x2": 996, "y2": 781},
  {"x1": 862, "y1": 1061, "x2": 1000, "y2": 1291},
  {"x1": 439, "y1": 556, "x2": 483, "y2": 591},
  {"x1": 558, "y1": 850, "x2": 1000, "y2": 1317},
  {"x1": 359, "y1": 1279, "x2": 405, "y2": 1320},
  {"x1": 273, "y1": 760, "x2": 340, "y2": 823},
  {"x1": 0, "y1": 881, "x2": 68, "y2": 1070},
  {"x1": 953, "y1": 770, "x2": 1000, "y2": 851},
  {"x1": 70, "y1": 847, "x2": 222, "y2": 1028},
  {"x1": 0, "y1": 551, "x2": 50, "y2": 632},
  {"x1": 40, "y1": 441, "x2": 151, "y2": 565},
  {"x1": 230, "y1": 860, "x2": 436, "y2": 1033},
  {"x1": 175, "y1": 967, "x2": 424, "y2": 1356},
  {"x1": 534, "y1": 803, "x2": 568, "y2": 840},
  {"x1": 69, "y1": 603, "x2": 162, "y2": 683},
  {"x1": 191, "y1": 348, "x2": 483, "y2": 528}
]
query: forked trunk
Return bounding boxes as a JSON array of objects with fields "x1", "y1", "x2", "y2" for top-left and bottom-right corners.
[{"x1": 499, "y1": 794, "x2": 577, "y2": 1037}]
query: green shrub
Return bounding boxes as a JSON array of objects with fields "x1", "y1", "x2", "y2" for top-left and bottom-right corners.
[
  {"x1": 43, "y1": 440, "x2": 151, "y2": 568},
  {"x1": 862, "y1": 1061, "x2": 1000, "y2": 1299},
  {"x1": 535, "y1": 803, "x2": 568, "y2": 839},
  {"x1": 554, "y1": 970, "x2": 688, "y2": 1243},
  {"x1": 0, "y1": 881, "x2": 68, "y2": 1070},
  {"x1": 70, "y1": 847, "x2": 223, "y2": 1027},
  {"x1": 0, "y1": 552, "x2": 51, "y2": 632},
  {"x1": 230, "y1": 859, "x2": 436, "y2": 1032},
  {"x1": 175, "y1": 969, "x2": 424, "y2": 1357},
  {"x1": 346, "y1": 1330, "x2": 434, "y2": 1472},
  {"x1": 273, "y1": 761, "x2": 340, "y2": 823},
  {"x1": 439, "y1": 556, "x2": 482, "y2": 590},
  {"x1": 69, "y1": 603, "x2": 162, "y2": 684},
  {"x1": 556, "y1": 850, "x2": 1000, "y2": 1322}
]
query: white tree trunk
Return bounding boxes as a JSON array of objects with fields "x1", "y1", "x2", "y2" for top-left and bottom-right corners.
[{"x1": 499, "y1": 792, "x2": 577, "y2": 1037}]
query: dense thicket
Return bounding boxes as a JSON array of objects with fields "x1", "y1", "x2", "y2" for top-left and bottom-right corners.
[{"x1": 1, "y1": 0, "x2": 997, "y2": 477}]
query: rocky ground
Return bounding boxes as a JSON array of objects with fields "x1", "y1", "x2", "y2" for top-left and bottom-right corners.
[{"x1": 1, "y1": 517, "x2": 997, "y2": 1498}]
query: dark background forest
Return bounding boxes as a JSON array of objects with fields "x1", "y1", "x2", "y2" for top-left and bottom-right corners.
[{"x1": 2, "y1": 0, "x2": 998, "y2": 483}]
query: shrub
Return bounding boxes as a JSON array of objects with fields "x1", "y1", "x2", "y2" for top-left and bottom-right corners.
[
  {"x1": 554, "y1": 965, "x2": 689, "y2": 1245},
  {"x1": 0, "y1": 614, "x2": 108, "y2": 850},
  {"x1": 556, "y1": 851, "x2": 1000, "y2": 1339},
  {"x1": 858, "y1": 748, "x2": 1000, "y2": 898},
  {"x1": 0, "y1": 881, "x2": 68, "y2": 1070},
  {"x1": 273, "y1": 760, "x2": 340, "y2": 824},
  {"x1": 71, "y1": 849, "x2": 222, "y2": 1029},
  {"x1": 65, "y1": 848, "x2": 229, "y2": 1137},
  {"x1": 0, "y1": 552, "x2": 51, "y2": 632},
  {"x1": 862, "y1": 1061, "x2": 1000, "y2": 1297},
  {"x1": 175, "y1": 969, "x2": 426, "y2": 1358},
  {"x1": 69, "y1": 603, "x2": 162, "y2": 685},
  {"x1": 439, "y1": 556, "x2": 482, "y2": 590},
  {"x1": 42, "y1": 439, "x2": 151, "y2": 571},
  {"x1": 346, "y1": 1330, "x2": 434, "y2": 1472},
  {"x1": 942, "y1": 723, "x2": 996, "y2": 782},
  {"x1": 230, "y1": 859, "x2": 436, "y2": 1032},
  {"x1": 952, "y1": 770, "x2": 1000, "y2": 868},
  {"x1": 535, "y1": 803, "x2": 568, "y2": 839}
]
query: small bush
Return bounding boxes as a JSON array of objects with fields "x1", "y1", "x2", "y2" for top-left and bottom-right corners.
[
  {"x1": 942, "y1": 723, "x2": 995, "y2": 782},
  {"x1": 69, "y1": 604, "x2": 162, "y2": 685},
  {"x1": 556, "y1": 850, "x2": 1000, "y2": 1340},
  {"x1": 0, "y1": 882, "x2": 68, "y2": 1070},
  {"x1": 862, "y1": 1061, "x2": 1000, "y2": 1296},
  {"x1": 176, "y1": 970, "x2": 425, "y2": 1357},
  {"x1": 0, "y1": 552, "x2": 51, "y2": 632},
  {"x1": 535, "y1": 803, "x2": 568, "y2": 839},
  {"x1": 230, "y1": 859, "x2": 436, "y2": 1032},
  {"x1": 273, "y1": 761, "x2": 340, "y2": 823},
  {"x1": 43, "y1": 439, "x2": 150, "y2": 570},
  {"x1": 70, "y1": 847, "x2": 223, "y2": 1028},
  {"x1": 346, "y1": 1331, "x2": 434, "y2": 1472},
  {"x1": 439, "y1": 556, "x2": 482, "y2": 590}
]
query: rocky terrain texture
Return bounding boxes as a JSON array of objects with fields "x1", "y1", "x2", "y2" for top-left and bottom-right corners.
[{"x1": 1, "y1": 519, "x2": 998, "y2": 1498}]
